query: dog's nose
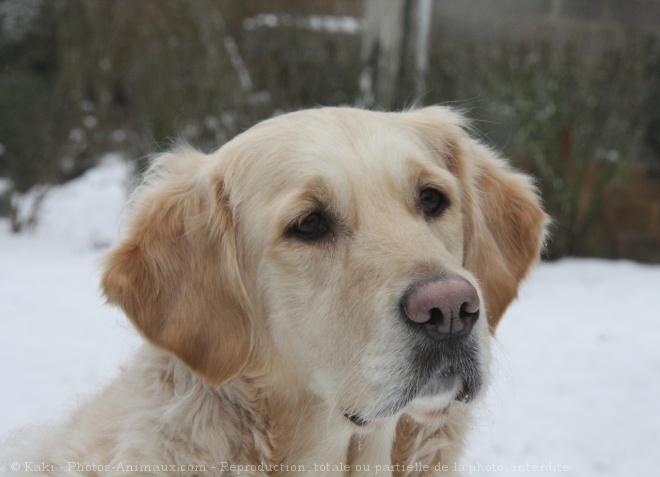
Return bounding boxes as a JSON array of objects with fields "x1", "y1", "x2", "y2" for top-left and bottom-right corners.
[{"x1": 403, "y1": 277, "x2": 480, "y2": 340}]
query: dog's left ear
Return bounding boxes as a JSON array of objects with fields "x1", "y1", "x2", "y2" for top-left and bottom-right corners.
[
  {"x1": 461, "y1": 141, "x2": 549, "y2": 330},
  {"x1": 405, "y1": 106, "x2": 549, "y2": 331}
]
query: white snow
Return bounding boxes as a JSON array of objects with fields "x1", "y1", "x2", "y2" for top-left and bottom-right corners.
[
  {"x1": 0, "y1": 0, "x2": 44, "y2": 43},
  {"x1": 0, "y1": 156, "x2": 139, "y2": 436},
  {"x1": 1, "y1": 158, "x2": 659, "y2": 475},
  {"x1": 243, "y1": 14, "x2": 363, "y2": 35},
  {"x1": 465, "y1": 259, "x2": 660, "y2": 476},
  {"x1": 34, "y1": 154, "x2": 134, "y2": 250}
]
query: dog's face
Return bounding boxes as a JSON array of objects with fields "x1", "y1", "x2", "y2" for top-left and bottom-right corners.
[
  {"x1": 102, "y1": 107, "x2": 547, "y2": 427},
  {"x1": 226, "y1": 108, "x2": 489, "y2": 423}
]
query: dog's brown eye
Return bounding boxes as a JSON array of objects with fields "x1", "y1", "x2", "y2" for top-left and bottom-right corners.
[
  {"x1": 291, "y1": 212, "x2": 329, "y2": 240},
  {"x1": 420, "y1": 188, "x2": 449, "y2": 217}
]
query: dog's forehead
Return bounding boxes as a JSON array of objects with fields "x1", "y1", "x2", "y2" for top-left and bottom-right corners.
[{"x1": 224, "y1": 108, "x2": 451, "y2": 200}]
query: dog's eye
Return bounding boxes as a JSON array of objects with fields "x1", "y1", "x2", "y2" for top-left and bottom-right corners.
[
  {"x1": 291, "y1": 212, "x2": 329, "y2": 240},
  {"x1": 420, "y1": 188, "x2": 449, "y2": 217}
]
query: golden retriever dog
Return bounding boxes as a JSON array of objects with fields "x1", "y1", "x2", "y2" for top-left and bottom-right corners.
[{"x1": 7, "y1": 107, "x2": 547, "y2": 476}]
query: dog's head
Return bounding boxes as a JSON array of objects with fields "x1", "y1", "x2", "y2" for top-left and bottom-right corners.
[{"x1": 102, "y1": 107, "x2": 547, "y2": 426}]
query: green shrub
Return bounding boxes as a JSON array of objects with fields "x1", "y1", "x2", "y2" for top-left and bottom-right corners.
[{"x1": 427, "y1": 35, "x2": 657, "y2": 258}]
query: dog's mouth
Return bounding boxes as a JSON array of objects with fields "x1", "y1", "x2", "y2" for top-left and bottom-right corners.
[
  {"x1": 412, "y1": 335, "x2": 483, "y2": 400},
  {"x1": 341, "y1": 330, "x2": 484, "y2": 427},
  {"x1": 343, "y1": 366, "x2": 480, "y2": 427},
  {"x1": 416, "y1": 365, "x2": 481, "y2": 403},
  {"x1": 344, "y1": 413, "x2": 369, "y2": 426}
]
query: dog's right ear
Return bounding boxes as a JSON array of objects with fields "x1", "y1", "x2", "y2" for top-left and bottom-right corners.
[{"x1": 102, "y1": 147, "x2": 253, "y2": 387}]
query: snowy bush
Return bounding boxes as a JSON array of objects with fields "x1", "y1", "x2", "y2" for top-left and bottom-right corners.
[
  {"x1": 427, "y1": 35, "x2": 657, "y2": 258},
  {"x1": 479, "y1": 38, "x2": 654, "y2": 258}
]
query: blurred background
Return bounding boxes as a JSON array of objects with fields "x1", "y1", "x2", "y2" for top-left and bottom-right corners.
[
  {"x1": 2, "y1": 3, "x2": 660, "y2": 474},
  {"x1": 0, "y1": 0, "x2": 659, "y2": 261}
]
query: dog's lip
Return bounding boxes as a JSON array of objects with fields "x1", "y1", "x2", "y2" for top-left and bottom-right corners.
[
  {"x1": 342, "y1": 361, "x2": 479, "y2": 427},
  {"x1": 344, "y1": 413, "x2": 369, "y2": 426},
  {"x1": 454, "y1": 384, "x2": 474, "y2": 404},
  {"x1": 415, "y1": 364, "x2": 482, "y2": 404}
]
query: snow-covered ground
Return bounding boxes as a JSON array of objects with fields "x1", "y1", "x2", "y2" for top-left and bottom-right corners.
[{"x1": 1, "y1": 158, "x2": 659, "y2": 475}]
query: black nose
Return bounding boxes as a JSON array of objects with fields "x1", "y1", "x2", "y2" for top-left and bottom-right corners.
[{"x1": 403, "y1": 277, "x2": 480, "y2": 341}]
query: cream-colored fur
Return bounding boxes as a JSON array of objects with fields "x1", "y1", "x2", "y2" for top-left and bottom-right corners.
[{"x1": 4, "y1": 107, "x2": 548, "y2": 476}]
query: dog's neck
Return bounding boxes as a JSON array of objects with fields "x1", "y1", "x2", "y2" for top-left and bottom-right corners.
[
  {"x1": 213, "y1": 364, "x2": 399, "y2": 476},
  {"x1": 149, "y1": 346, "x2": 465, "y2": 476},
  {"x1": 178, "y1": 358, "x2": 396, "y2": 477}
]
